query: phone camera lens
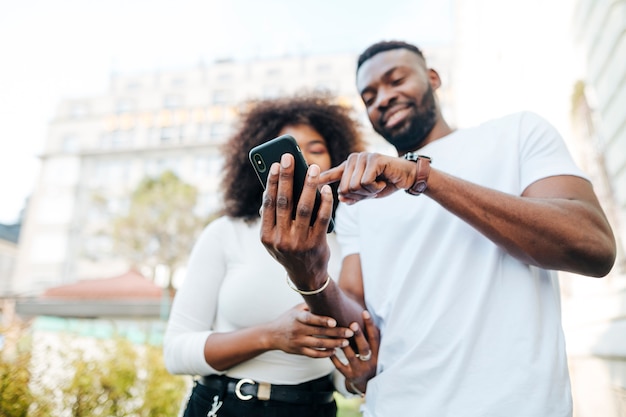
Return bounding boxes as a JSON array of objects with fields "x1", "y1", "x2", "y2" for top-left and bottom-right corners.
[{"x1": 253, "y1": 154, "x2": 266, "y2": 173}]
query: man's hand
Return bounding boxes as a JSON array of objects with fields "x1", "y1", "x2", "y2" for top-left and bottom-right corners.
[
  {"x1": 331, "y1": 310, "x2": 380, "y2": 395},
  {"x1": 320, "y1": 152, "x2": 417, "y2": 204}
]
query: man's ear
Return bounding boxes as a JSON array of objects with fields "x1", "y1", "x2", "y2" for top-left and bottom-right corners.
[{"x1": 428, "y1": 69, "x2": 442, "y2": 90}]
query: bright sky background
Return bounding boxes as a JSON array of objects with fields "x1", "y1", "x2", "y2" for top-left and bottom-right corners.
[{"x1": 0, "y1": 0, "x2": 454, "y2": 224}]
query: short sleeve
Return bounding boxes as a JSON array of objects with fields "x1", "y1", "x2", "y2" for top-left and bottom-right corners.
[{"x1": 518, "y1": 111, "x2": 588, "y2": 191}]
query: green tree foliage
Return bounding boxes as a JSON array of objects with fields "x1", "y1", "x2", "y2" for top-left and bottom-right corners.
[
  {"x1": 1, "y1": 327, "x2": 189, "y2": 417},
  {"x1": 0, "y1": 345, "x2": 34, "y2": 417},
  {"x1": 2, "y1": 323, "x2": 360, "y2": 416},
  {"x1": 63, "y1": 337, "x2": 140, "y2": 417},
  {"x1": 109, "y1": 170, "x2": 212, "y2": 292},
  {"x1": 140, "y1": 344, "x2": 188, "y2": 417},
  {"x1": 57, "y1": 337, "x2": 188, "y2": 417},
  {"x1": 0, "y1": 324, "x2": 52, "y2": 417}
]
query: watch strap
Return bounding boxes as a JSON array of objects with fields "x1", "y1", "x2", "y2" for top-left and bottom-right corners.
[{"x1": 404, "y1": 154, "x2": 432, "y2": 196}]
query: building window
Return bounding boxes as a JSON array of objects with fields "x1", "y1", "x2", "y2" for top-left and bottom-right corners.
[
  {"x1": 170, "y1": 77, "x2": 186, "y2": 87},
  {"x1": 194, "y1": 154, "x2": 223, "y2": 177},
  {"x1": 93, "y1": 160, "x2": 130, "y2": 186},
  {"x1": 212, "y1": 90, "x2": 231, "y2": 105},
  {"x1": 101, "y1": 130, "x2": 134, "y2": 149},
  {"x1": 209, "y1": 123, "x2": 229, "y2": 141},
  {"x1": 160, "y1": 126, "x2": 180, "y2": 144},
  {"x1": 69, "y1": 103, "x2": 89, "y2": 118},
  {"x1": 164, "y1": 94, "x2": 183, "y2": 109},
  {"x1": 262, "y1": 85, "x2": 283, "y2": 99},
  {"x1": 194, "y1": 156, "x2": 211, "y2": 178},
  {"x1": 266, "y1": 68, "x2": 281, "y2": 77},
  {"x1": 217, "y1": 73, "x2": 232, "y2": 83},
  {"x1": 191, "y1": 108, "x2": 206, "y2": 123},
  {"x1": 116, "y1": 99, "x2": 135, "y2": 114},
  {"x1": 316, "y1": 64, "x2": 332, "y2": 74},
  {"x1": 145, "y1": 158, "x2": 180, "y2": 178},
  {"x1": 61, "y1": 135, "x2": 79, "y2": 153},
  {"x1": 126, "y1": 81, "x2": 141, "y2": 91},
  {"x1": 194, "y1": 124, "x2": 210, "y2": 142}
]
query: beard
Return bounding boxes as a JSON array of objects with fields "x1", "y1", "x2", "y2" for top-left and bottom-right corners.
[{"x1": 374, "y1": 84, "x2": 437, "y2": 153}]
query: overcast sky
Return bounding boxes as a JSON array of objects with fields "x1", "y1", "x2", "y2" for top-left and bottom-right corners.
[{"x1": 0, "y1": 0, "x2": 453, "y2": 223}]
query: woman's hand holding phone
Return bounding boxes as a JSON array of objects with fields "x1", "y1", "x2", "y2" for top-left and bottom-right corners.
[
  {"x1": 259, "y1": 152, "x2": 335, "y2": 293},
  {"x1": 249, "y1": 134, "x2": 335, "y2": 233}
]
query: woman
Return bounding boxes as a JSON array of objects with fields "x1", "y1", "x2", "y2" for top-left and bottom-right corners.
[{"x1": 164, "y1": 94, "x2": 366, "y2": 417}]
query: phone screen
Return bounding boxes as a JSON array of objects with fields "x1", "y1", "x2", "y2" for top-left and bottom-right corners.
[{"x1": 249, "y1": 134, "x2": 334, "y2": 233}]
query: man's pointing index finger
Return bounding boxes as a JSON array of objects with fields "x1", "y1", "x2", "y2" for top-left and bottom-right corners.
[{"x1": 319, "y1": 163, "x2": 345, "y2": 186}]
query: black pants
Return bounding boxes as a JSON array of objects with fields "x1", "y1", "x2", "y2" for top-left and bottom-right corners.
[{"x1": 182, "y1": 376, "x2": 337, "y2": 417}]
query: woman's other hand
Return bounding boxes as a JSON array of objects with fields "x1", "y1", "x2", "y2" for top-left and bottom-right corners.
[{"x1": 265, "y1": 303, "x2": 354, "y2": 358}]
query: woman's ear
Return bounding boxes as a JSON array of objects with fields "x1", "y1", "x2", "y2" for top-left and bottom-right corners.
[{"x1": 428, "y1": 68, "x2": 442, "y2": 90}]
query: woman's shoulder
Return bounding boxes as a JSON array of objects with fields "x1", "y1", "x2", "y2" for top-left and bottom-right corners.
[{"x1": 202, "y1": 216, "x2": 259, "y2": 236}]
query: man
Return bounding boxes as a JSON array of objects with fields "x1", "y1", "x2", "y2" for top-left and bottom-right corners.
[{"x1": 260, "y1": 40, "x2": 616, "y2": 416}]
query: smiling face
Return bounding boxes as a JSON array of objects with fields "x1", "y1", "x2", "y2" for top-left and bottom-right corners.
[
  {"x1": 278, "y1": 123, "x2": 331, "y2": 171},
  {"x1": 357, "y1": 48, "x2": 439, "y2": 153}
]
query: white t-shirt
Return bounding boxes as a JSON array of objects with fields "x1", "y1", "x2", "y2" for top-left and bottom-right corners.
[
  {"x1": 164, "y1": 216, "x2": 341, "y2": 384},
  {"x1": 336, "y1": 112, "x2": 585, "y2": 417}
]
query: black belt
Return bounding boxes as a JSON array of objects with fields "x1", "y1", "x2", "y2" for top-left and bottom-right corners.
[{"x1": 198, "y1": 374, "x2": 335, "y2": 405}]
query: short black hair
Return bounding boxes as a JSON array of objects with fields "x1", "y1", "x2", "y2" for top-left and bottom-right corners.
[{"x1": 357, "y1": 40, "x2": 425, "y2": 71}]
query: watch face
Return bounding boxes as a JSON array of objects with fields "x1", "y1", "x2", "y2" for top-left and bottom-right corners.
[
  {"x1": 403, "y1": 152, "x2": 419, "y2": 162},
  {"x1": 403, "y1": 152, "x2": 431, "y2": 163}
]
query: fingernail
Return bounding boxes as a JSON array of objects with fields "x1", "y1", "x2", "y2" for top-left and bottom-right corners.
[
  {"x1": 363, "y1": 310, "x2": 371, "y2": 320},
  {"x1": 308, "y1": 165, "x2": 320, "y2": 177},
  {"x1": 328, "y1": 319, "x2": 336, "y2": 328},
  {"x1": 345, "y1": 330, "x2": 354, "y2": 337},
  {"x1": 350, "y1": 323, "x2": 359, "y2": 332},
  {"x1": 270, "y1": 162, "x2": 279, "y2": 175},
  {"x1": 342, "y1": 340, "x2": 349, "y2": 347},
  {"x1": 321, "y1": 185, "x2": 332, "y2": 195},
  {"x1": 281, "y1": 154, "x2": 291, "y2": 168}
]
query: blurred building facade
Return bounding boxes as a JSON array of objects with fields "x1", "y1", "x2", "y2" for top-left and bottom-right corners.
[
  {"x1": 9, "y1": 50, "x2": 454, "y2": 296},
  {"x1": 562, "y1": 0, "x2": 626, "y2": 415}
]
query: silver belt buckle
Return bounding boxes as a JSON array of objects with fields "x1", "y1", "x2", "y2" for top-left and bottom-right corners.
[
  {"x1": 235, "y1": 378, "x2": 255, "y2": 401},
  {"x1": 234, "y1": 378, "x2": 272, "y2": 401}
]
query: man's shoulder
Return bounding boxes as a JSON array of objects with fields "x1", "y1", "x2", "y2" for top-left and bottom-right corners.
[
  {"x1": 480, "y1": 111, "x2": 547, "y2": 128},
  {"x1": 452, "y1": 112, "x2": 553, "y2": 143}
]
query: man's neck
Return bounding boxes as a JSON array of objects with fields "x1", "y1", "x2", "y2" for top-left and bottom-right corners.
[{"x1": 396, "y1": 118, "x2": 455, "y2": 156}]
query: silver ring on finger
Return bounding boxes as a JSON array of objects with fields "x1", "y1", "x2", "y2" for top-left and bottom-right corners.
[{"x1": 356, "y1": 350, "x2": 372, "y2": 361}]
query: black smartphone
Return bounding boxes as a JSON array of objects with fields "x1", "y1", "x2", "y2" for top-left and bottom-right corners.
[{"x1": 249, "y1": 134, "x2": 334, "y2": 233}]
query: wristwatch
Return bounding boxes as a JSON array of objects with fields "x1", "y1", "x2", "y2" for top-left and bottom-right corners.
[{"x1": 403, "y1": 152, "x2": 432, "y2": 196}]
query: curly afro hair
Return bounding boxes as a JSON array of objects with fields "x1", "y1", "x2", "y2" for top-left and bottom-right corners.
[{"x1": 220, "y1": 93, "x2": 365, "y2": 221}]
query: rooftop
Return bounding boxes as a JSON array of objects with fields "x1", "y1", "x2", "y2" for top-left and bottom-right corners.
[{"x1": 0, "y1": 223, "x2": 20, "y2": 244}]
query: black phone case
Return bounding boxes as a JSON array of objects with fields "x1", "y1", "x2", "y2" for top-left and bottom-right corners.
[{"x1": 249, "y1": 134, "x2": 334, "y2": 233}]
